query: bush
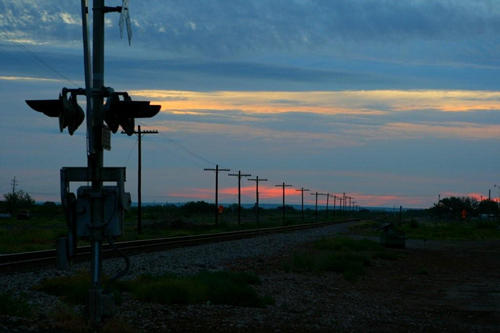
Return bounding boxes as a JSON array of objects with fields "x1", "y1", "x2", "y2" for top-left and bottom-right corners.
[{"x1": 3, "y1": 190, "x2": 35, "y2": 214}]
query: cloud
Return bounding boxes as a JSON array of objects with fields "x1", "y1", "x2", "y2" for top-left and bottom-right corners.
[{"x1": 0, "y1": 75, "x2": 62, "y2": 83}]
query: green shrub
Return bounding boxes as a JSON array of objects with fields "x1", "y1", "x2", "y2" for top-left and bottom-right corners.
[
  {"x1": 120, "y1": 271, "x2": 272, "y2": 307},
  {"x1": 0, "y1": 292, "x2": 33, "y2": 317},
  {"x1": 34, "y1": 271, "x2": 120, "y2": 305},
  {"x1": 284, "y1": 237, "x2": 398, "y2": 281}
]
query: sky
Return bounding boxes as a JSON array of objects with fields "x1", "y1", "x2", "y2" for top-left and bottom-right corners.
[{"x1": 1, "y1": 0, "x2": 500, "y2": 208}]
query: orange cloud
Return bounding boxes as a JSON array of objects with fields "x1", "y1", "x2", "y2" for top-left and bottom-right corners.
[{"x1": 130, "y1": 89, "x2": 500, "y2": 116}]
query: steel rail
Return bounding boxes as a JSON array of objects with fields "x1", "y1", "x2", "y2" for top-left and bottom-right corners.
[{"x1": 0, "y1": 219, "x2": 359, "y2": 272}]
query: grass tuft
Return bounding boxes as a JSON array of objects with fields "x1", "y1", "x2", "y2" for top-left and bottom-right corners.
[
  {"x1": 0, "y1": 292, "x2": 33, "y2": 317},
  {"x1": 284, "y1": 236, "x2": 400, "y2": 281},
  {"x1": 119, "y1": 270, "x2": 272, "y2": 307}
]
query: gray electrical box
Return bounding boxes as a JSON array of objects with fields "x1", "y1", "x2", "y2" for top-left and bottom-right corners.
[{"x1": 75, "y1": 186, "x2": 131, "y2": 237}]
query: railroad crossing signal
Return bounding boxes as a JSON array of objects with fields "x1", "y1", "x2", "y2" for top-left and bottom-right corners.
[
  {"x1": 26, "y1": 88, "x2": 85, "y2": 135},
  {"x1": 26, "y1": 0, "x2": 161, "y2": 325},
  {"x1": 104, "y1": 91, "x2": 160, "y2": 135}
]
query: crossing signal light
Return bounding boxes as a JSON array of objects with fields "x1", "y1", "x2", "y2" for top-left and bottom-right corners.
[
  {"x1": 104, "y1": 92, "x2": 161, "y2": 136},
  {"x1": 26, "y1": 90, "x2": 85, "y2": 135}
]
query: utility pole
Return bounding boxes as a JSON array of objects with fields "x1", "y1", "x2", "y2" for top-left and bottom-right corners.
[
  {"x1": 228, "y1": 170, "x2": 251, "y2": 225},
  {"x1": 248, "y1": 176, "x2": 267, "y2": 226},
  {"x1": 296, "y1": 187, "x2": 310, "y2": 222},
  {"x1": 275, "y1": 182, "x2": 292, "y2": 225},
  {"x1": 325, "y1": 193, "x2": 330, "y2": 218},
  {"x1": 204, "y1": 164, "x2": 230, "y2": 225},
  {"x1": 122, "y1": 125, "x2": 158, "y2": 234},
  {"x1": 311, "y1": 192, "x2": 327, "y2": 222},
  {"x1": 343, "y1": 192, "x2": 346, "y2": 214},
  {"x1": 11, "y1": 176, "x2": 18, "y2": 194},
  {"x1": 333, "y1": 195, "x2": 337, "y2": 217}
]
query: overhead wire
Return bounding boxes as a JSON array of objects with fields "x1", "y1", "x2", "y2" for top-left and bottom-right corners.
[{"x1": 0, "y1": 29, "x2": 80, "y2": 87}]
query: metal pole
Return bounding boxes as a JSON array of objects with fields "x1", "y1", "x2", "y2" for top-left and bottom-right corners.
[{"x1": 88, "y1": 0, "x2": 105, "y2": 324}]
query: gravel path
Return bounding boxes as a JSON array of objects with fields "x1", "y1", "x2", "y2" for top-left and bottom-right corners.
[{"x1": 0, "y1": 222, "x2": 356, "y2": 317}]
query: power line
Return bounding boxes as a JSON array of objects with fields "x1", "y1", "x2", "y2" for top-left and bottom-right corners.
[
  {"x1": 163, "y1": 135, "x2": 215, "y2": 166},
  {"x1": 0, "y1": 32, "x2": 79, "y2": 86}
]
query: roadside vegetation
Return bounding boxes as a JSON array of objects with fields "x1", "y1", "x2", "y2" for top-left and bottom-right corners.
[
  {"x1": 1, "y1": 195, "x2": 499, "y2": 253},
  {"x1": 0, "y1": 291, "x2": 34, "y2": 317},
  {"x1": 283, "y1": 237, "x2": 401, "y2": 281},
  {"x1": 35, "y1": 270, "x2": 272, "y2": 308}
]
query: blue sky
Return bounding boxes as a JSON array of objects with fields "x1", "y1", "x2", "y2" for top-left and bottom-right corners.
[{"x1": 1, "y1": 0, "x2": 500, "y2": 208}]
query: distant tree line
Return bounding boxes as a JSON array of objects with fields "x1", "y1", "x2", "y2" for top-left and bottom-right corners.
[{"x1": 429, "y1": 196, "x2": 499, "y2": 219}]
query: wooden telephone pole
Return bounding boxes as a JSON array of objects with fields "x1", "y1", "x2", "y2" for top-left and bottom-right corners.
[
  {"x1": 311, "y1": 192, "x2": 328, "y2": 221},
  {"x1": 275, "y1": 182, "x2": 292, "y2": 225},
  {"x1": 296, "y1": 187, "x2": 310, "y2": 222},
  {"x1": 204, "y1": 164, "x2": 230, "y2": 225},
  {"x1": 123, "y1": 125, "x2": 158, "y2": 234},
  {"x1": 248, "y1": 176, "x2": 268, "y2": 225},
  {"x1": 228, "y1": 170, "x2": 251, "y2": 225}
]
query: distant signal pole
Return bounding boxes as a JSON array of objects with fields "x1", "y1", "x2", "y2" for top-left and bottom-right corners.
[
  {"x1": 296, "y1": 187, "x2": 310, "y2": 222},
  {"x1": 204, "y1": 164, "x2": 230, "y2": 225},
  {"x1": 275, "y1": 182, "x2": 293, "y2": 225},
  {"x1": 248, "y1": 176, "x2": 268, "y2": 226},
  {"x1": 228, "y1": 170, "x2": 251, "y2": 225},
  {"x1": 123, "y1": 125, "x2": 158, "y2": 234}
]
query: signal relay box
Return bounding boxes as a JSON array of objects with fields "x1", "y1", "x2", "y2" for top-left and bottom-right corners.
[{"x1": 75, "y1": 186, "x2": 131, "y2": 237}]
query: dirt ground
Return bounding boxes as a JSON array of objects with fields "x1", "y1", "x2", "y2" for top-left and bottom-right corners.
[
  {"x1": 2, "y1": 237, "x2": 499, "y2": 332},
  {"x1": 110, "y1": 238, "x2": 500, "y2": 332}
]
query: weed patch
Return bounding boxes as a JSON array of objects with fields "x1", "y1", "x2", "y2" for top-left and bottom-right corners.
[
  {"x1": 284, "y1": 237, "x2": 399, "y2": 281},
  {"x1": 119, "y1": 271, "x2": 272, "y2": 307},
  {"x1": 34, "y1": 271, "x2": 120, "y2": 306},
  {"x1": 0, "y1": 292, "x2": 33, "y2": 317}
]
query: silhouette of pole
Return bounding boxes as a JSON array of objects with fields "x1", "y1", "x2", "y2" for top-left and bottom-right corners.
[
  {"x1": 311, "y1": 192, "x2": 327, "y2": 222},
  {"x1": 204, "y1": 164, "x2": 230, "y2": 225},
  {"x1": 248, "y1": 176, "x2": 268, "y2": 226},
  {"x1": 123, "y1": 125, "x2": 158, "y2": 234},
  {"x1": 296, "y1": 187, "x2": 310, "y2": 222},
  {"x1": 333, "y1": 195, "x2": 338, "y2": 217},
  {"x1": 228, "y1": 170, "x2": 251, "y2": 225},
  {"x1": 275, "y1": 182, "x2": 292, "y2": 225},
  {"x1": 343, "y1": 192, "x2": 346, "y2": 214},
  {"x1": 325, "y1": 193, "x2": 330, "y2": 218}
]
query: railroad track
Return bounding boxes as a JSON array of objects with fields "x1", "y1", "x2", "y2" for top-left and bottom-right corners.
[{"x1": 0, "y1": 219, "x2": 359, "y2": 272}]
